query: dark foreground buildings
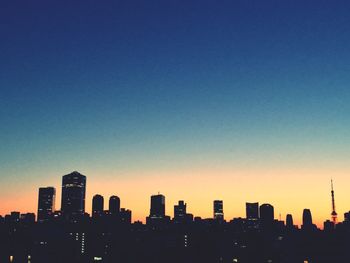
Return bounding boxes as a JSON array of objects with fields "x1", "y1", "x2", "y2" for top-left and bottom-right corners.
[
  {"x1": 61, "y1": 171, "x2": 86, "y2": 222},
  {"x1": 1, "y1": 172, "x2": 350, "y2": 263},
  {"x1": 37, "y1": 187, "x2": 56, "y2": 223}
]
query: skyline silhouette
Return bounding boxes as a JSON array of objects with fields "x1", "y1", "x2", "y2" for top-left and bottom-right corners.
[
  {"x1": 1, "y1": 171, "x2": 347, "y2": 229},
  {"x1": 1, "y1": 171, "x2": 350, "y2": 262}
]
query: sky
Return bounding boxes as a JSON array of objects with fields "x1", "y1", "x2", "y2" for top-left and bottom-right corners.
[{"x1": 1, "y1": 0, "x2": 350, "y2": 227}]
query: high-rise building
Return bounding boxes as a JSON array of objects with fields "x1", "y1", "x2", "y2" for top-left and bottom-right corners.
[
  {"x1": 259, "y1": 203, "x2": 274, "y2": 227},
  {"x1": 109, "y1": 195, "x2": 120, "y2": 215},
  {"x1": 147, "y1": 194, "x2": 170, "y2": 226},
  {"x1": 246, "y1": 202, "x2": 259, "y2": 219},
  {"x1": 37, "y1": 187, "x2": 56, "y2": 223},
  {"x1": 61, "y1": 171, "x2": 86, "y2": 219},
  {"x1": 174, "y1": 201, "x2": 187, "y2": 222},
  {"x1": 344, "y1": 211, "x2": 350, "y2": 222},
  {"x1": 149, "y1": 194, "x2": 165, "y2": 219},
  {"x1": 92, "y1": 194, "x2": 104, "y2": 218},
  {"x1": 286, "y1": 214, "x2": 294, "y2": 228},
  {"x1": 302, "y1": 209, "x2": 313, "y2": 230},
  {"x1": 213, "y1": 200, "x2": 224, "y2": 221}
]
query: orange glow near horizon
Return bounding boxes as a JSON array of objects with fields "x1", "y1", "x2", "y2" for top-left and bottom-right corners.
[{"x1": 1, "y1": 166, "x2": 349, "y2": 228}]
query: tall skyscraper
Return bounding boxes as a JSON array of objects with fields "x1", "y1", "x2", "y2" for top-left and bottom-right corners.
[
  {"x1": 259, "y1": 203, "x2": 274, "y2": 227},
  {"x1": 61, "y1": 171, "x2": 86, "y2": 219},
  {"x1": 302, "y1": 209, "x2": 313, "y2": 230},
  {"x1": 213, "y1": 200, "x2": 224, "y2": 221},
  {"x1": 246, "y1": 202, "x2": 259, "y2": 219},
  {"x1": 37, "y1": 187, "x2": 56, "y2": 223},
  {"x1": 149, "y1": 194, "x2": 165, "y2": 219},
  {"x1": 92, "y1": 194, "x2": 104, "y2": 218},
  {"x1": 174, "y1": 200, "x2": 186, "y2": 222},
  {"x1": 286, "y1": 214, "x2": 294, "y2": 228},
  {"x1": 109, "y1": 195, "x2": 120, "y2": 215}
]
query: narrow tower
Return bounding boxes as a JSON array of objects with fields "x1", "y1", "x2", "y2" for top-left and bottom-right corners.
[{"x1": 331, "y1": 179, "x2": 338, "y2": 224}]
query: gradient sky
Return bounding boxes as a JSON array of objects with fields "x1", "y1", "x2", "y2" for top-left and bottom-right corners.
[{"x1": 1, "y1": 0, "x2": 350, "y2": 227}]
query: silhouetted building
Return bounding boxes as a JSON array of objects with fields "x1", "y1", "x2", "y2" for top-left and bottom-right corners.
[
  {"x1": 344, "y1": 211, "x2": 350, "y2": 222},
  {"x1": 37, "y1": 187, "x2": 56, "y2": 223},
  {"x1": 109, "y1": 195, "x2": 120, "y2": 215},
  {"x1": 120, "y1": 208, "x2": 132, "y2": 224},
  {"x1": 302, "y1": 209, "x2": 316, "y2": 230},
  {"x1": 324, "y1": 220, "x2": 335, "y2": 232},
  {"x1": 246, "y1": 202, "x2": 259, "y2": 219},
  {"x1": 11, "y1": 211, "x2": 20, "y2": 223},
  {"x1": 147, "y1": 194, "x2": 171, "y2": 226},
  {"x1": 92, "y1": 194, "x2": 104, "y2": 218},
  {"x1": 149, "y1": 194, "x2": 165, "y2": 219},
  {"x1": 246, "y1": 202, "x2": 259, "y2": 229},
  {"x1": 20, "y1": 213, "x2": 35, "y2": 225},
  {"x1": 286, "y1": 214, "x2": 294, "y2": 228},
  {"x1": 303, "y1": 209, "x2": 312, "y2": 226},
  {"x1": 61, "y1": 171, "x2": 86, "y2": 220},
  {"x1": 174, "y1": 201, "x2": 186, "y2": 222},
  {"x1": 260, "y1": 203, "x2": 274, "y2": 228},
  {"x1": 213, "y1": 200, "x2": 224, "y2": 221}
]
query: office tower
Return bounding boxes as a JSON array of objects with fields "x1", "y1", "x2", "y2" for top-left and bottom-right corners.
[
  {"x1": 302, "y1": 209, "x2": 313, "y2": 230},
  {"x1": 37, "y1": 187, "x2": 56, "y2": 223},
  {"x1": 246, "y1": 202, "x2": 259, "y2": 219},
  {"x1": 213, "y1": 200, "x2": 224, "y2": 221},
  {"x1": 92, "y1": 194, "x2": 104, "y2": 218},
  {"x1": 149, "y1": 194, "x2": 165, "y2": 219},
  {"x1": 286, "y1": 214, "x2": 294, "y2": 228},
  {"x1": 61, "y1": 171, "x2": 86, "y2": 218},
  {"x1": 109, "y1": 195, "x2": 120, "y2": 215},
  {"x1": 344, "y1": 211, "x2": 350, "y2": 222},
  {"x1": 174, "y1": 201, "x2": 187, "y2": 223},
  {"x1": 259, "y1": 203, "x2": 274, "y2": 226}
]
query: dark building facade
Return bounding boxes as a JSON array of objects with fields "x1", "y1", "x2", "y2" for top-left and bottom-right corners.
[
  {"x1": 92, "y1": 194, "x2": 104, "y2": 218},
  {"x1": 149, "y1": 194, "x2": 165, "y2": 219},
  {"x1": 174, "y1": 200, "x2": 186, "y2": 222},
  {"x1": 286, "y1": 214, "x2": 294, "y2": 228},
  {"x1": 302, "y1": 209, "x2": 314, "y2": 230},
  {"x1": 37, "y1": 187, "x2": 56, "y2": 223},
  {"x1": 259, "y1": 203, "x2": 274, "y2": 227},
  {"x1": 61, "y1": 171, "x2": 86, "y2": 219},
  {"x1": 213, "y1": 200, "x2": 224, "y2": 221},
  {"x1": 120, "y1": 208, "x2": 132, "y2": 224},
  {"x1": 344, "y1": 211, "x2": 350, "y2": 222},
  {"x1": 246, "y1": 202, "x2": 259, "y2": 219},
  {"x1": 109, "y1": 195, "x2": 120, "y2": 215}
]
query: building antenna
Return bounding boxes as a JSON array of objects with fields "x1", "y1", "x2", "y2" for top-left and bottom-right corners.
[{"x1": 331, "y1": 179, "x2": 338, "y2": 224}]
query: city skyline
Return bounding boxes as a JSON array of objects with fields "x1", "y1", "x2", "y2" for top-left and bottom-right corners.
[
  {"x1": 2, "y1": 1, "x2": 350, "y2": 230},
  {"x1": 1, "y1": 170, "x2": 347, "y2": 228}
]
